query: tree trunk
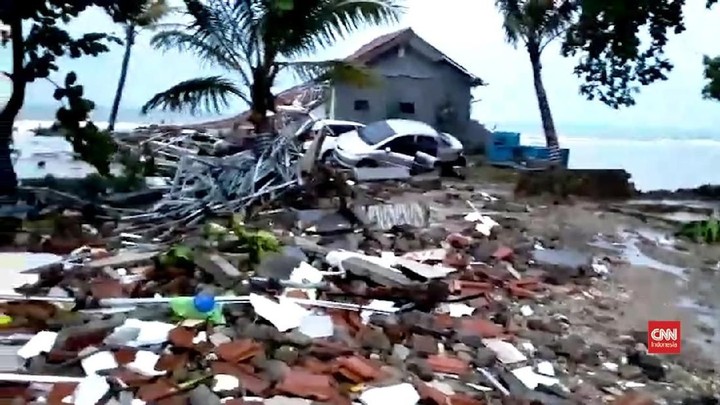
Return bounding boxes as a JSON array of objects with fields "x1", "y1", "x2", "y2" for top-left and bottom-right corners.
[
  {"x1": 108, "y1": 25, "x2": 136, "y2": 132},
  {"x1": 249, "y1": 74, "x2": 271, "y2": 134},
  {"x1": 0, "y1": 119, "x2": 18, "y2": 197},
  {"x1": 528, "y1": 44, "x2": 561, "y2": 164},
  {"x1": 0, "y1": 17, "x2": 26, "y2": 198}
]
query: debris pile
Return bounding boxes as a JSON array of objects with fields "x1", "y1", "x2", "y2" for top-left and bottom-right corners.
[
  {"x1": 118, "y1": 135, "x2": 303, "y2": 239},
  {"x1": 0, "y1": 178, "x2": 717, "y2": 405}
]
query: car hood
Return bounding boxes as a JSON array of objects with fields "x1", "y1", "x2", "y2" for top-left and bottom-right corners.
[
  {"x1": 335, "y1": 130, "x2": 373, "y2": 153},
  {"x1": 440, "y1": 132, "x2": 464, "y2": 150}
]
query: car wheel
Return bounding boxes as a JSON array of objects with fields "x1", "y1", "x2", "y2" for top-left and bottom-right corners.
[
  {"x1": 454, "y1": 156, "x2": 467, "y2": 167},
  {"x1": 356, "y1": 159, "x2": 377, "y2": 168},
  {"x1": 320, "y1": 150, "x2": 333, "y2": 162}
]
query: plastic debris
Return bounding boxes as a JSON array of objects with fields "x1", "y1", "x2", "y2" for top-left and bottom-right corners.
[
  {"x1": 18, "y1": 331, "x2": 58, "y2": 359},
  {"x1": 249, "y1": 293, "x2": 310, "y2": 332},
  {"x1": 298, "y1": 314, "x2": 334, "y2": 338},
  {"x1": 170, "y1": 296, "x2": 225, "y2": 324},
  {"x1": 359, "y1": 383, "x2": 420, "y2": 405}
]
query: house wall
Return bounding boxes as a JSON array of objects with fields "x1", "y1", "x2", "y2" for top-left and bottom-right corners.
[{"x1": 332, "y1": 44, "x2": 474, "y2": 141}]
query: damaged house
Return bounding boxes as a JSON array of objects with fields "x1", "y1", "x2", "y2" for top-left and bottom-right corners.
[
  {"x1": 204, "y1": 28, "x2": 488, "y2": 151},
  {"x1": 317, "y1": 28, "x2": 486, "y2": 147}
]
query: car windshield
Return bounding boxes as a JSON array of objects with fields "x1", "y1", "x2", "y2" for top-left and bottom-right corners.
[
  {"x1": 357, "y1": 121, "x2": 395, "y2": 145},
  {"x1": 326, "y1": 125, "x2": 360, "y2": 136},
  {"x1": 438, "y1": 133, "x2": 453, "y2": 146}
]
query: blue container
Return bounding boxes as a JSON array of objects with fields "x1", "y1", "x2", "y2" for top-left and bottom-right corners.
[
  {"x1": 486, "y1": 131, "x2": 521, "y2": 164},
  {"x1": 516, "y1": 146, "x2": 570, "y2": 167}
]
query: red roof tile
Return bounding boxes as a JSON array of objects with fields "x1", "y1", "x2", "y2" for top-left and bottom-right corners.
[
  {"x1": 344, "y1": 28, "x2": 412, "y2": 62},
  {"x1": 344, "y1": 27, "x2": 482, "y2": 85}
]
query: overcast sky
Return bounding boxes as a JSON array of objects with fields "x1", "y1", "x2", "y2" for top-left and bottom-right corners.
[{"x1": 4, "y1": 0, "x2": 720, "y2": 131}]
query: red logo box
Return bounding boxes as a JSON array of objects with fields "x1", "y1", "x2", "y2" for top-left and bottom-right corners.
[{"x1": 647, "y1": 320, "x2": 681, "y2": 354}]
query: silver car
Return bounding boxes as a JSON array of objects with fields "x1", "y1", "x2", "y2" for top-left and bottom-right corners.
[
  {"x1": 332, "y1": 119, "x2": 465, "y2": 170},
  {"x1": 294, "y1": 118, "x2": 365, "y2": 161}
]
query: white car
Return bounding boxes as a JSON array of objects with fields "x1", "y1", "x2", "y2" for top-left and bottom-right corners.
[
  {"x1": 332, "y1": 119, "x2": 465, "y2": 170},
  {"x1": 295, "y1": 119, "x2": 365, "y2": 161}
]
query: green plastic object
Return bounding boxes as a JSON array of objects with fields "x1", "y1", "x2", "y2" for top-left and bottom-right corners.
[
  {"x1": 170, "y1": 297, "x2": 225, "y2": 324},
  {"x1": 0, "y1": 314, "x2": 12, "y2": 326}
]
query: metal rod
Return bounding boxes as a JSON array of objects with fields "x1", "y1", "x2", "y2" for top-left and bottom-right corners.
[
  {"x1": 0, "y1": 373, "x2": 86, "y2": 383},
  {"x1": 477, "y1": 367, "x2": 510, "y2": 396}
]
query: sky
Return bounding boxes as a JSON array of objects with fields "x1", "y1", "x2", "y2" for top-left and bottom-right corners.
[{"x1": 3, "y1": 0, "x2": 720, "y2": 133}]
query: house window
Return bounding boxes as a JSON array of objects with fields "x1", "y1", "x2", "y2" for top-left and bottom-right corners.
[
  {"x1": 399, "y1": 102, "x2": 415, "y2": 114},
  {"x1": 354, "y1": 99, "x2": 369, "y2": 111}
]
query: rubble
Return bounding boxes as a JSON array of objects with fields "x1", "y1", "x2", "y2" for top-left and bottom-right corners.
[{"x1": 0, "y1": 161, "x2": 717, "y2": 405}]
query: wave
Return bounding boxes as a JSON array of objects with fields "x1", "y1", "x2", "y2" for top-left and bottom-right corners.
[
  {"x1": 13, "y1": 119, "x2": 720, "y2": 155},
  {"x1": 521, "y1": 133, "x2": 720, "y2": 147},
  {"x1": 13, "y1": 120, "x2": 146, "y2": 136}
]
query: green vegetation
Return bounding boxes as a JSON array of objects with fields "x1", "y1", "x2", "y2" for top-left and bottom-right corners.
[
  {"x1": 52, "y1": 72, "x2": 117, "y2": 176},
  {"x1": 230, "y1": 215, "x2": 281, "y2": 265},
  {"x1": 677, "y1": 218, "x2": 720, "y2": 244},
  {"x1": 563, "y1": 0, "x2": 720, "y2": 107},
  {"x1": 0, "y1": 0, "x2": 149, "y2": 197},
  {"x1": 141, "y1": 0, "x2": 402, "y2": 133}
]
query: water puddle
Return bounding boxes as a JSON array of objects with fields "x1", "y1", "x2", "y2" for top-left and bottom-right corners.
[
  {"x1": 677, "y1": 297, "x2": 720, "y2": 354},
  {"x1": 629, "y1": 199, "x2": 720, "y2": 210},
  {"x1": 655, "y1": 212, "x2": 709, "y2": 223},
  {"x1": 619, "y1": 233, "x2": 688, "y2": 279},
  {"x1": 588, "y1": 232, "x2": 688, "y2": 279},
  {"x1": 531, "y1": 248, "x2": 590, "y2": 268},
  {"x1": 588, "y1": 236, "x2": 623, "y2": 252}
]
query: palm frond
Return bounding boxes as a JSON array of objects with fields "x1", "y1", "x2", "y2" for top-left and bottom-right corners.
[
  {"x1": 269, "y1": 0, "x2": 404, "y2": 58},
  {"x1": 141, "y1": 76, "x2": 247, "y2": 115},
  {"x1": 283, "y1": 60, "x2": 378, "y2": 87},
  {"x1": 495, "y1": 0, "x2": 575, "y2": 48},
  {"x1": 150, "y1": 30, "x2": 240, "y2": 71},
  {"x1": 179, "y1": 0, "x2": 256, "y2": 86},
  {"x1": 495, "y1": 0, "x2": 526, "y2": 46},
  {"x1": 134, "y1": 0, "x2": 173, "y2": 27}
]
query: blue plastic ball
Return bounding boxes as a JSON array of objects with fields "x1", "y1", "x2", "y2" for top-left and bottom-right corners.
[{"x1": 193, "y1": 294, "x2": 216, "y2": 313}]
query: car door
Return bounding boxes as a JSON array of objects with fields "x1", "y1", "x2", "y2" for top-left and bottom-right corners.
[
  {"x1": 416, "y1": 135, "x2": 439, "y2": 157},
  {"x1": 375, "y1": 134, "x2": 418, "y2": 167}
]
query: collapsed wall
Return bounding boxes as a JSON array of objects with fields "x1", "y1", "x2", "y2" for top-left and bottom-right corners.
[{"x1": 514, "y1": 169, "x2": 637, "y2": 200}]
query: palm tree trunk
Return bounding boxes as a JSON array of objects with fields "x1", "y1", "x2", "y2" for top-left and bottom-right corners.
[
  {"x1": 250, "y1": 75, "x2": 271, "y2": 134},
  {"x1": 528, "y1": 45, "x2": 561, "y2": 164},
  {"x1": 0, "y1": 18, "x2": 25, "y2": 198},
  {"x1": 108, "y1": 25, "x2": 136, "y2": 133}
]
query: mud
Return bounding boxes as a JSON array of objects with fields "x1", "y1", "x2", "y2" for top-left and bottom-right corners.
[{"x1": 521, "y1": 201, "x2": 720, "y2": 371}]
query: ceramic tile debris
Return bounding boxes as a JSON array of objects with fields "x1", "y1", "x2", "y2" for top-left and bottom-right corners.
[{"x1": 1, "y1": 158, "x2": 713, "y2": 405}]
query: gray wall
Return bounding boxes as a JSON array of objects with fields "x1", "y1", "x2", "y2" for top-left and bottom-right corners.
[{"x1": 332, "y1": 42, "x2": 474, "y2": 142}]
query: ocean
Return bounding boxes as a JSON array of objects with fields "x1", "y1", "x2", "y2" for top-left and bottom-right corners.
[{"x1": 11, "y1": 104, "x2": 720, "y2": 192}]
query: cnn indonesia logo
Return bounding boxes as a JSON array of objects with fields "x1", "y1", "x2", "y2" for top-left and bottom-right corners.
[{"x1": 647, "y1": 320, "x2": 681, "y2": 355}]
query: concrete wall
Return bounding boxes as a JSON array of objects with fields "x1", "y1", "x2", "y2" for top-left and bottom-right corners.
[{"x1": 332, "y1": 42, "x2": 475, "y2": 142}]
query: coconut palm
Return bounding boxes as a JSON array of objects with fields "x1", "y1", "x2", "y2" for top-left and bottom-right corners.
[
  {"x1": 495, "y1": 0, "x2": 575, "y2": 162},
  {"x1": 141, "y1": 0, "x2": 402, "y2": 133},
  {"x1": 107, "y1": 0, "x2": 171, "y2": 132}
]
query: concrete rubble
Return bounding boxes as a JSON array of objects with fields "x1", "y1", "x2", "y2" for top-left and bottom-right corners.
[{"x1": 0, "y1": 151, "x2": 718, "y2": 405}]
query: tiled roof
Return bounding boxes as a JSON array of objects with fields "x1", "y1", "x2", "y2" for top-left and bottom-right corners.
[
  {"x1": 344, "y1": 28, "x2": 412, "y2": 63},
  {"x1": 344, "y1": 27, "x2": 483, "y2": 86}
]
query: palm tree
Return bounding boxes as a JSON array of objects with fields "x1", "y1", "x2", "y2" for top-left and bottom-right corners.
[
  {"x1": 141, "y1": 0, "x2": 402, "y2": 133},
  {"x1": 107, "y1": 0, "x2": 170, "y2": 132},
  {"x1": 495, "y1": 0, "x2": 574, "y2": 163}
]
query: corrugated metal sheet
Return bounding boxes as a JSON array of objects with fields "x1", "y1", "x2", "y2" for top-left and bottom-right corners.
[{"x1": 363, "y1": 202, "x2": 429, "y2": 230}]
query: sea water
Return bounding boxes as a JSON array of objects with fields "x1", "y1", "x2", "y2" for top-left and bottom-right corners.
[
  {"x1": 10, "y1": 104, "x2": 234, "y2": 181},
  {"x1": 518, "y1": 129, "x2": 720, "y2": 191}
]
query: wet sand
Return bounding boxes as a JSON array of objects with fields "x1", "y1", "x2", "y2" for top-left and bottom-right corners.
[{"x1": 520, "y1": 202, "x2": 720, "y2": 371}]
